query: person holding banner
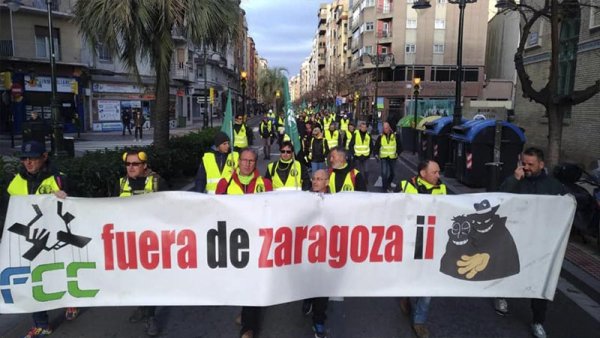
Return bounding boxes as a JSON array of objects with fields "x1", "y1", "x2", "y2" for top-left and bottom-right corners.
[
  {"x1": 215, "y1": 148, "x2": 272, "y2": 338},
  {"x1": 264, "y1": 141, "x2": 310, "y2": 191},
  {"x1": 6, "y1": 141, "x2": 79, "y2": 338},
  {"x1": 497, "y1": 147, "x2": 566, "y2": 338},
  {"x1": 194, "y1": 132, "x2": 239, "y2": 194},
  {"x1": 327, "y1": 147, "x2": 367, "y2": 193},
  {"x1": 396, "y1": 159, "x2": 446, "y2": 338},
  {"x1": 118, "y1": 150, "x2": 165, "y2": 336}
]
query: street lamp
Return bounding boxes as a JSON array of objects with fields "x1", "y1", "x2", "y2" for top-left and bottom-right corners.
[
  {"x1": 45, "y1": 0, "x2": 65, "y2": 156},
  {"x1": 240, "y1": 70, "x2": 247, "y2": 118},
  {"x1": 5, "y1": 0, "x2": 21, "y2": 57},
  {"x1": 412, "y1": 77, "x2": 421, "y2": 155},
  {"x1": 274, "y1": 90, "x2": 281, "y2": 117},
  {"x1": 361, "y1": 52, "x2": 395, "y2": 134}
]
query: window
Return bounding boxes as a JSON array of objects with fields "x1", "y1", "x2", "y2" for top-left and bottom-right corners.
[
  {"x1": 380, "y1": 46, "x2": 388, "y2": 54},
  {"x1": 34, "y1": 26, "x2": 60, "y2": 60},
  {"x1": 365, "y1": 0, "x2": 375, "y2": 6},
  {"x1": 437, "y1": 0, "x2": 447, "y2": 4},
  {"x1": 591, "y1": 7, "x2": 600, "y2": 29},
  {"x1": 365, "y1": 22, "x2": 374, "y2": 31},
  {"x1": 405, "y1": 44, "x2": 416, "y2": 53},
  {"x1": 407, "y1": 19, "x2": 417, "y2": 29},
  {"x1": 435, "y1": 19, "x2": 445, "y2": 29},
  {"x1": 97, "y1": 44, "x2": 112, "y2": 62},
  {"x1": 434, "y1": 44, "x2": 445, "y2": 54},
  {"x1": 365, "y1": 45, "x2": 373, "y2": 55}
]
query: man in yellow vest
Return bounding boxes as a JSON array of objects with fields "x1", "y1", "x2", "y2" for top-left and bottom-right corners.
[
  {"x1": 308, "y1": 127, "x2": 329, "y2": 173},
  {"x1": 349, "y1": 121, "x2": 373, "y2": 185},
  {"x1": 264, "y1": 141, "x2": 310, "y2": 191},
  {"x1": 328, "y1": 146, "x2": 367, "y2": 192},
  {"x1": 339, "y1": 113, "x2": 350, "y2": 132},
  {"x1": 324, "y1": 123, "x2": 340, "y2": 150},
  {"x1": 396, "y1": 160, "x2": 446, "y2": 338},
  {"x1": 118, "y1": 150, "x2": 165, "y2": 336},
  {"x1": 233, "y1": 114, "x2": 251, "y2": 152},
  {"x1": 194, "y1": 132, "x2": 239, "y2": 194},
  {"x1": 374, "y1": 122, "x2": 402, "y2": 193},
  {"x1": 7, "y1": 141, "x2": 78, "y2": 338},
  {"x1": 259, "y1": 113, "x2": 274, "y2": 160},
  {"x1": 216, "y1": 148, "x2": 272, "y2": 338}
]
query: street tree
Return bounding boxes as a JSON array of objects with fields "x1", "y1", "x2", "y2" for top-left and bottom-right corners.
[
  {"x1": 502, "y1": 0, "x2": 600, "y2": 167},
  {"x1": 258, "y1": 67, "x2": 287, "y2": 113},
  {"x1": 73, "y1": 0, "x2": 240, "y2": 149}
]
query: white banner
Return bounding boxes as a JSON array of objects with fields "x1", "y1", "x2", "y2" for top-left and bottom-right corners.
[{"x1": 0, "y1": 192, "x2": 575, "y2": 313}]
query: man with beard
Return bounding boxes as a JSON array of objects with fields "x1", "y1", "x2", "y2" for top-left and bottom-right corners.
[{"x1": 327, "y1": 147, "x2": 366, "y2": 192}]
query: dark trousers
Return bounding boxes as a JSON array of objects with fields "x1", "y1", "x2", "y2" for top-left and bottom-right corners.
[
  {"x1": 122, "y1": 121, "x2": 132, "y2": 135},
  {"x1": 311, "y1": 297, "x2": 329, "y2": 325},
  {"x1": 33, "y1": 311, "x2": 49, "y2": 327},
  {"x1": 531, "y1": 299, "x2": 548, "y2": 324},
  {"x1": 135, "y1": 127, "x2": 143, "y2": 140},
  {"x1": 241, "y1": 306, "x2": 260, "y2": 334},
  {"x1": 380, "y1": 158, "x2": 396, "y2": 191},
  {"x1": 354, "y1": 156, "x2": 369, "y2": 183}
]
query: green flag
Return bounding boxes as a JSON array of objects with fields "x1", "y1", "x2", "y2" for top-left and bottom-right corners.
[
  {"x1": 220, "y1": 90, "x2": 233, "y2": 141},
  {"x1": 282, "y1": 78, "x2": 302, "y2": 155}
]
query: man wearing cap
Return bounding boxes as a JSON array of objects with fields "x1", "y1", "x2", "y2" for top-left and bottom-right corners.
[
  {"x1": 6, "y1": 141, "x2": 78, "y2": 338},
  {"x1": 233, "y1": 114, "x2": 251, "y2": 152},
  {"x1": 264, "y1": 141, "x2": 310, "y2": 191},
  {"x1": 194, "y1": 132, "x2": 239, "y2": 194},
  {"x1": 117, "y1": 150, "x2": 165, "y2": 336}
]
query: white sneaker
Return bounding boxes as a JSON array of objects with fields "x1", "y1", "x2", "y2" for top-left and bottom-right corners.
[
  {"x1": 494, "y1": 298, "x2": 508, "y2": 315},
  {"x1": 531, "y1": 323, "x2": 547, "y2": 338}
]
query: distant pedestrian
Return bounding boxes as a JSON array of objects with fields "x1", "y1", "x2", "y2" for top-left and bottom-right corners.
[
  {"x1": 496, "y1": 147, "x2": 566, "y2": 338},
  {"x1": 374, "y1": 122, "x2": 401, "y2": 192},
  {"x1": 308, "y1": 127, "x2": 329, "y2": 173},
  {"x1": 233, "y1": 114, "x2": 251, "y2": 152},
  {"x1": 259, "y1": 114, "x2": 274, "y2": 160},
  {"x1": 349, "y1": 121, "x2": 373, "y2": 185},
  {"x1": 122, "y1": 108, "x2": 132, "y2": 136},
  {"x1": 133, "y1": 110, "x2": 145, "y2": 142}
]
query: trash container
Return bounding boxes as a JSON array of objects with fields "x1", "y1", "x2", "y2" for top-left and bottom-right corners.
[
  {"x1": 398, "y1": 115, "x2": 422, "y2": 153},
  {"x1": 450, "y1": 119, "x2": 526, "y2": 188},
  {"x1": 63, "y1": 136, "x2": 75, "y2": 157},
  {"x1": 416, "y1": 116, "x2": 441, "y2": 160},
  {"x1": 422, "y1": 117, "x2": 466, "y2": 169},
  {"x1": 178, "y1": 116, "x2": 187, "y2": 128}
]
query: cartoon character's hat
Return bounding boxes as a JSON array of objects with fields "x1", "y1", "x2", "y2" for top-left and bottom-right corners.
[{"x1": 474, "y1": 199, "x2": 500, "y2": 215}]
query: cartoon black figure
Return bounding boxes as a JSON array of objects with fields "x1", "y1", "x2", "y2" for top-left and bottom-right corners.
[{"x1": 440, "y1": 199, "x2": 520, "y2": 281}]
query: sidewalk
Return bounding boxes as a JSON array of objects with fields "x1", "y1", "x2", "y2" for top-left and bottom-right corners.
[{"x1": 399, "y1": 151, "x2": 600, "y2": 302}]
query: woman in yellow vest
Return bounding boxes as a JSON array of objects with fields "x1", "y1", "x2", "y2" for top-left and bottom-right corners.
[
  {"x1": 194, "y1": 132, "x2": 239, "y2": 194},
  {"x1": 264, "y1": 141, "x2": 310, "y2": 191},
  {"x1": 396, "y1": 160, "x2": 446, "y2": 338},
  {"x1": 7, "y1": 141, "x2": 78, "y2": 338},
  {"x1": 118, "y1": 150, "x2": 164, "y2": 336}
]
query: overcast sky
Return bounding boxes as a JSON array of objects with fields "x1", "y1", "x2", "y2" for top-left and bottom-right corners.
[{"x1": 241, "y1": 0, "x2": 324, "y2": 77}]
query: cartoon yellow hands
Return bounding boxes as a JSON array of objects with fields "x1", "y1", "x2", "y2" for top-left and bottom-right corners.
[{"x1": 456, "y1": 253, "x2": 490, "y2": 279}]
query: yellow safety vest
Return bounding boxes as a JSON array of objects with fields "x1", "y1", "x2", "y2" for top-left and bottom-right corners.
[
  {"x1": 400, "y1": 177, "x2": 447, "y2": 195},
  {"x1": 340, "y1": 119, "x2": 349, "y2": 132},
  {"x1": 234, "y1": 125, "x2": 248, "y2": 148},
  {"x1": 309, "y1": 137, "x2": 327, "y2": 160},
  {"x1": 7, "y1": 174, "x2": 61, "y2": 196},
  {"x1": 226, "y1": 175, "x2": 268, "y2": 195},
  {"x1": 329, "y1": 168, "x2": 359, "y2": 193},
  {"x1": 325, "y1": 130, "x2": 339, "y2": 148},
  {"x1": 119, "y1": 176, "x2": 157, "y2": 197},
  {"x1": 260, "y1": 120, "x2": 272, "y2": 135},
  {"x1": 379, "y1": 134, "x2": 398, "y2": 159},
  {"x1": 323, "y1": 116, "x2": 333, "y2": 130},
  {"x1": 268, "y1": 160, "x2": 303, "y2": 191},
  {"x1": 345, "y1": 130, "x2": 353, "y2": 149},
  {"x1": 353, "y1": 131, "x2": 371, "y2": 157},
  {"x1": 203, "y1": 151, "x2": 239, "y2": 194}
]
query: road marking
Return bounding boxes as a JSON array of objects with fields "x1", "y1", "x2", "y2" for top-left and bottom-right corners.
[{"x1": 557, "y1": 277, "x2": 600, "y2": 322}]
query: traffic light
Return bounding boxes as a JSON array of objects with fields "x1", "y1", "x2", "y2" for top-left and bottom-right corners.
[
  {"x1": 354, "y1": 91, "x2": 360, "y2": 101},
  {"x1": 1, "y1": 72, "x2": 12, "y2": 89},
  {"x1": 209, "y1": 87, "x2": 214, "y2": 104},
  {"x1": 412, "y1": 77, "x2": 421, "y2": 96},
  {"x1": 70, "y1": 80, "x2": 79, "y2": 94}
]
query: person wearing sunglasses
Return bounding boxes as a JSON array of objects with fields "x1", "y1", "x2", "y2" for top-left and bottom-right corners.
[
  {"x1": 6, "y1": 141, "x2": 79, "y2": 338},
  {"x1": 116, "y1": 150, "x2": 165, "y2": 336},
  {"x1": 233, "y1": 114, "x2": 252, "y2": 152},
  {"x1": 264, "y1": 141, "x2": 310, "y2": 191}
]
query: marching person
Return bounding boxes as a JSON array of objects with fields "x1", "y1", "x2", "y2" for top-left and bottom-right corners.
[
  {"x1": 374, "y1": 122, "x2": 401, "y2": 193},
  {"x1": 264, "y1": 141, "x2": 310, "y2": 191},
  {"x1": 194, "y1": 131, "x2": 239, "y2": 194},
  {"x1": 324, "y1": 123, "x2": 340, "y2": 149},
  {"x1": 496, "y1": 147, "x2": 566, "y2": 338},
  {"x1": 308, "y1": 127, "x2": 329, "y2": 173},
  {"x1": 259, "y1": 113, "x2": 274, "y2": 160},
  {"x1": 396, "y1": 160, "x2": 446, "y2": 338},
  {"x1": 233, "y1": 114, "x2": 251, "y2": 152},
  {"x1": 349, "y1": 121, "x2": 373, "y2": 185},
  {"x1": 6, "y1": 141, "x2": 78, "y2": 338},
  {"x1": 118, "y1": 150, "x2": 166, "y2": 336},
  {"x1": 133, "y1": 110, "x2": 145, "y2": 142},
  {"x1": 215, "y1": 148, "x2": 272, "y2": 338},
  {"x1": 327, "y1": 146, "x2": 367, "y2": 193}
]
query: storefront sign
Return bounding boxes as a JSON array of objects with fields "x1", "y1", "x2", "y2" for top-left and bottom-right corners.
[
  {"x1": 24, "y1": 76, "x2": 73, "y2": 93},
  {"x1": 92, "y1": 83, "x2": 146, "y2": 94},
  {"x1": 97, "y1": 100, "x2": 121, "y2": 121}
]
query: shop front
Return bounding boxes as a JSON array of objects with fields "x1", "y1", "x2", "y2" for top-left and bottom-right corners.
[{"x1": 91, "y1": 82, "x2": 155, "y2": 132}]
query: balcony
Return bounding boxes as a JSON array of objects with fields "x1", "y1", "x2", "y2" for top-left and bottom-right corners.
[
  {"x1": 377, "y1": 2, "x2": 393, "y2": 19},
  {"x1": 172, "y1": 26, "x2": 186, "y2": 43},
  {"x1": 377, "y1": 30, "x2": 393, "y2": 40},
  {"x1": 171, "y1": 62, "x2": 194, "y2": 82},
  {"x1": 0, "y1": 40, "x2": 13, "y2": 57}
]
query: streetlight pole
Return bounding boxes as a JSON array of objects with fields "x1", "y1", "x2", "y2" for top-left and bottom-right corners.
[
  {"x1": 5, "y1": 0, "x2": 21, "y2": 56},
  {"x1": 202, "y1": 48, "x2": 225, "y2": 129},
  {"x1": 46, "y1": 0, "x2": 64, "y2": 156},
  {"x1": 241, "y1": 71, "x2": 247, "y2": 118},
  {"x1": 412, "y1": 77, "x2": 421, "y2": 155}
]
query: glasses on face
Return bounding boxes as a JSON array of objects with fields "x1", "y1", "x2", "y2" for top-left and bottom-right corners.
[
  {"x1": 240, "y1": 159, "x2": 256, "y2": 164},
  {"x1": 20, "y1": 156, "x2": 43, "y2": 162},
  {"x1": 281, "y1": 150, "x2": 293, "y2": 154},
  {"x1": 125, "y1": 162, "x2": 143, "y2": 167},
  {"x1": 312, "y1": 177, "x2": 328, "y2": 181}
]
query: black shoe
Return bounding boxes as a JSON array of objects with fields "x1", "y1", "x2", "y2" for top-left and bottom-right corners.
[
  {"x1": 145, "y1": 316, "x2": 159, "y2": 336},
  {"x1": 129, "y1": 307, "x2": 146, "y2": 323},
  {"x1": 302, "y1": 299, "x2": 313, "y2": 316}
]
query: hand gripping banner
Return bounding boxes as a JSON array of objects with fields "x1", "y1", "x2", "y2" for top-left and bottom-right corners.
[{"x1": 0, "y1": 192, "x2": 575, "y2": 313}]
